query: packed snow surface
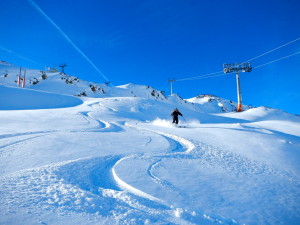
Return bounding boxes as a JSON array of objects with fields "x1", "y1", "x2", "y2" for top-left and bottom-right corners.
[{"x1": 1, "y1": 85, "x2": 300, "y2": 225}]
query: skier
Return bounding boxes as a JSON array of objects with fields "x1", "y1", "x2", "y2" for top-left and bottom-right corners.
[{"x1": 171, "y1": 108, "x2": 183, "y2": 125}]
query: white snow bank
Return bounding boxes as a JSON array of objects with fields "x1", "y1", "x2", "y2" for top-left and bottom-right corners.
[{"x1": 0, "y1": 85, "x2": 83, "y2": 110}]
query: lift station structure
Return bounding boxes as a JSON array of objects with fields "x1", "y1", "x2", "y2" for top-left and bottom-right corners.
[{"x1": 223, "y1": 62, "x2": 252, "y2": 112}]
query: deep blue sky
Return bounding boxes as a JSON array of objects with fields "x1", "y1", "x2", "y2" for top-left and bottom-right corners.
[{"x1": 1, "y1": 0, "x2": 300, "y2": 114}]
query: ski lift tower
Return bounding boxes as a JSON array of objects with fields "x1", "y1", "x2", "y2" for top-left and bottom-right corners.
[
  {"x1": 59, "y1": 64, "x2": 67, "y2": 74},
  {"x1": 223, "y1": 62, "x2": 252, "y2": 112},
  {"x1": 168, "y1": 79, "x2": 176, "y2": 95}
]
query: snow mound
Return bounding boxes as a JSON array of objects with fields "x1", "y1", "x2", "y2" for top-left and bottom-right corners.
[{"x1": 0, "y1": 85, "x2": 82, "y2": 110}]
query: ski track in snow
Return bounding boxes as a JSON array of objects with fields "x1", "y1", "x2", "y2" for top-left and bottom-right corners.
[
  {"x1": 98, "y1": 102, "x2": 118, "y2": 112},
  {"x1": 143, "y1": 130, "x2": 197, "y2": 198},
  {"x1": 0, "y1": 112, "x2": 123, "y2": 156},
  {"x1": 78, "y1": 111, "x2": 124, "y2": 133},
  {"x1": 0, "y1": 133, "x2": 51, "y2": 151}
]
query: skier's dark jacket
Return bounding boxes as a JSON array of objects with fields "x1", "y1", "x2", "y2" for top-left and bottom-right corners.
[{"x1": 171, "y1": 110, "x2": 183, "y2": 119}]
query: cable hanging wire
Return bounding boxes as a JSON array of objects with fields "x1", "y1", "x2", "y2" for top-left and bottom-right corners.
[
  {"x1": 254, "y1": 51, "x2": 300, "y2": 69},
  {"x1": 244, "y1": 37, "x2": 300, "y2": 62},
  {"x1": 176, "y1": 70, "x2": 223, "y2": 82},
  {"x1": 176, "y1": 72, "x2": 227, "y2": 82},
  {"x1": 190, "y1": 73, "x2": 227, "y2": 80}
]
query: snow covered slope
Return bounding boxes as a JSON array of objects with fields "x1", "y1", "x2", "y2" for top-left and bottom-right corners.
[
  {"x1": 1, "y1": 80, "x2": 300, "y2": 225},
  {"x1": 1, "y1": 62, "x2": 300, "y2": 224}
]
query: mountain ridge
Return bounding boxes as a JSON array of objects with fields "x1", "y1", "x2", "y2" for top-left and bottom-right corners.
[{"x1": 1, "y1": 62, "x2": 248, "y2": 113}]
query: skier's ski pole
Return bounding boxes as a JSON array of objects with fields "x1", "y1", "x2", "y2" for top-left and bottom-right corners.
[{"x1": 182, "y1": 116, "x2": 188, "y2": 126}]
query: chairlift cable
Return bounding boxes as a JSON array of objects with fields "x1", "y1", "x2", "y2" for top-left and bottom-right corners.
[
  {"x1": 254, "y1": 51, "x2": 300, "y2": 69},
  {"x1": 183, "y1": 73, "x2": 227, "y2": 81},
  {"x1": 176, "y1": 70, "x2": 223, "y2": 82},
  {"x1": 245, "y1": 37, "x2": 300, "y2": 62}
]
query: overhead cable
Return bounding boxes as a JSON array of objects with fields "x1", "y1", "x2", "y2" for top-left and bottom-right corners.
[
  {"x1": 254, "y1": 51, "x2": 300, "y2": 69},
  {"x1": 176, "y1": 70, "x2": 223, "y2": 82},
  {"x1": 178, "y1": 73, "x2": 227, "y2": 81},
  {"x1": 245, "y1": 37, "x2": 300, "y2": 62}
]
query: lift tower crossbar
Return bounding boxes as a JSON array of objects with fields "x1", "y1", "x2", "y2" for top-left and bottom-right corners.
[{"x1": 223, "y1": 62, "x2": 252, "y2": 112}]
